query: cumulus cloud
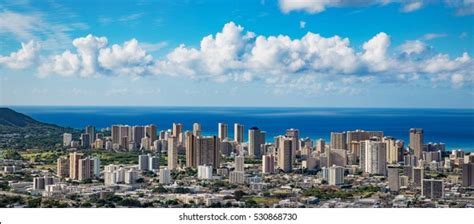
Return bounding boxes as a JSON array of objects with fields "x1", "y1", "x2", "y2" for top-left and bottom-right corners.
[
  {"x1": 0, "y1": 40, "x2": 40, "y2": 69},
  {"x1": 5, "y1": 21, "x2": 472, "y2": 94},
  {"x1": 299, "y1": 20, "x2": 306, "y2": 29},
  {"x1": 400, "y1": 40, "x2": 427, "y2": 55},
  {"x1": 39, "y1": 34, "x2": 154, "y2": 78},
  {"x1": 361, "y1": 32, "x2": 391, "y2": 72}
]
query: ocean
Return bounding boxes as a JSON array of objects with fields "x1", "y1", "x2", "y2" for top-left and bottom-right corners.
[{"x1": 10, "y1": 106, "x2": 474, "y2": 151}]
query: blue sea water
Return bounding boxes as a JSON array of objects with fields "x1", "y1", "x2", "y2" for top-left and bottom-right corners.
[{"x1": 9, "y1": 106, "x2": 474, "y2": 152}]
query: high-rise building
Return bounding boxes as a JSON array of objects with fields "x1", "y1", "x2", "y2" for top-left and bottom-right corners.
[
  {"x1": 149, "y1": 155, "x2": 160, "y2": 171},
  {"x1": 218, "y1": 123, "x2": 228, "y2": 140},
  {"x1": 80, "y1": 133, "x2": 90, "y2": 148},
  {"x1": 262, "y1": 154, "x2": 275, "y2": 174},
  {"x1": 229, "y1": 171, "x2": 245, "y2": 184},
  {"x1": 346, "y1": 130, "x2": 384, "y2": 143},
  {"x1": 384, "y1": 137, "x2": 404, "y2": 164},
  {"x1": 159, "y1": 167, "x2": 171, "y2": 185},
  {"x1": 33, "y1": 177, "x2": 46, "y2": 191},
  {"x1": 139, "y1": 154, "x2": 149, "y2": 171},
  {"x1": 330, "y1": 132, "x2": 346, "y2": 150},
  {"x1": 387, "y1": 166, "x2": 400, "y2": 191},
  {"x1": 198, "y1": 165, "x2": 213, "y2": 179},
  {"x1": 193, "y1": 123, "x2": 201, "y2": 136},
  {"x1": 168, "y1": 136, "x2": 178, "y2": 170},
  {"x1": 412, "y1": 167, "x2": 424, "y2": 189},
  {"x1": 69, "y1": 152, "x2": 83, "y2": 180},
  {"x1": 85, "y1": 125, "x2": 96, "y2": 142},
  {"x1": 328, "y1": 148, "x2": 347, "y2": 167},
  {"x1": 124, "y1": 168, "x2": 138, "y2": 184},
  {"x1": 196, "y1": 136, "x2": 220, "y2": 169},
  {"x1": 277, "y1": 136, "x2": 293, "y2": 172},
  {"x1": 248, "y1": 127, "x2": 265, "y2": 158},
  {"x1": 409, "y1": 128, "x2": 424, "y2": 159},
  {"x1": 132, "y1": 126, "x2": 145, "y2": 148},
  {"x1": 316, "y1": 139, "x2": 326, "y2": 153},
  {"x1": 285, "y1": 129, "x2": 299, "y2": 160},
  {"x1": 145, "y1": 124, "x2": 157, "y2": 142},
  {"x1": 235, "y1": 155, "x2": 245, "y2": 172},
  {"x1": 112, "y1": 125, "x2": 121, "y2": 145},
  {"x1": 328, "y1": 165, "x2": 344, "y2": 186},
  {"x1": 185, "y1": 131, "x2": 196, "y2": 167},
  {"x1": 78, "y1": 157, "x2": 94, "y2": 181},
  {"x1": 91, "y1": 157, "x2": 100, "y2": 177},
  {"x1": 172, "y1": 123, "x2": 183, "y2": 141},
  {"x1": 360, "y1": 137, "x2": 387, "y2": 176},
  {"x1": 462, "y1": 163, "x2": 474, "y2": 187},
  {"x1": 234, "y1": 123, "x2": 244, "y2": 143},
  {"x1": 422, "y1": 179, "x2": 444, "y2": 199},
  {"x1": 56, "y1": 157, "x2": 69, "y2": 178},
  {"x1": 63, "y1": 133, "x2": 72, "y2": 147}
]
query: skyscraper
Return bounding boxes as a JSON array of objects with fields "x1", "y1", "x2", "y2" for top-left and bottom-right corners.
[
  {"x1": 145, "y1": 124, "x2": 157, "y2": 142},
  {"x1": 462, "y1": 163, "x2": 474, "y2": 187},
  {"x1": 63, "y1": 133, "x2": 72, "y2": 147},
  {"x1": 185, "y1": 131, "x2": 196, "y2": 167},
  {"x1": 277, "y1": 136, "x2": 293, "y2": 172},
  {"x1": 387, "y1": 166, "x2": 400, "y2": 191},
  {"x1": 346, "y1": 130, "x2": 384, "y2": 143},
  {"x1": 234, "y1": 123, "x2": 244, "y2": 143},
  {"x1": 78, "y1": 157, "x2": 94, "y2": 181},
  {"x1": 218, "y1": 123, "x2": 228, "y2": 140},
  {"x1": 80, "y1": 133, "x2": 90, "y2": 148},
  {"x1": 159, "y1": 167, "x2": 171, "y2": 185},
  {"x1": 422, "y1": 179, "x2": 444, "y2": 199},
  {"x1": 56, "y1": 157, "x2": 69, "y2": 178},
  {"x1": 316, "y1": 139, "x2": 325, "y2": 153},
  {"x1": 149, "y1": 155, "x2": 160, "y2": 171},
  {"x1": 196, "y1": 136, "x2": 220, "y2": 169},
  {"x1": 172, "y1": 123, "x2": 183, "y2": 140},
  {"x1": 133, "y1": 126, "x2": 145, "y2": 148},
  {"x1": 248, "y1": 127, "x2": 265, "y2": 158},
  {"x1": 235, "y1": 155, "x2": 244, "y2": 172},
  {"x1": 168, "y1": 135, "x2": 178, "y2": 170},
  {"x1": 262, "y1": 154, "x2": 275, "y2": 174},
  {"x1": 85, "y1": 125, "x2": 96, "y2": 142},
  {"x1": 328, "y1": 165, "x2": 344, "y2": 186},
  {"x1": 139, "y1": 154, "x2": 149, "y2": 171},
  {"x1": 360, "y1": 137, "x2": 387, "y2": 176},
  {"x1": 384, "y1": 136, "x2": 404, "y2": 164},
  {"x1": 330, "y1": 132, "x2": 347, "y2": 150},
  {"x1": 409, "y1": 128, "x2": 424, "y2": 159},
  {"x1": 285, "y1": 129, "x2": 299, "y2": 160},
  {"x1": 69, "y1": 152, "x2": 83, "y2": 180},
  {"x1": 413, "y1": 167, "x2": 424, "y2": 189},
  {"x1": 193, "y1": 123, "x2": 201, "y2": 136}
]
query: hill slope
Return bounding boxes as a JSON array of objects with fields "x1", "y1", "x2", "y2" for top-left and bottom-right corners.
[
  {"x1": 0, "y1": 108, "x2": 44, "y2": 127},
  {"x1": 0, "y1": 108, "x2": 76, "y2": 150}
]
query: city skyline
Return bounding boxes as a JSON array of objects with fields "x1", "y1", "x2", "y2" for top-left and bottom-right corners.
[{"x1": 0, "y1": 0, "x2": 473, "y2": 108}]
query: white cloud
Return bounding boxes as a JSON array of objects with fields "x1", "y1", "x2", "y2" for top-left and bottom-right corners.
[
  {"x1": 277, "y1": 0, "x2": 473, "y2": 15},
  {"x1": 39, "y1": 34, "x2": 154, "y2": 78},
  {"x1": 400, "y1": 40, "x2": 426, "y2": 54},
  {"x1": 0, "y1": 40, "x2": 40, "y2": 69},
  {"x1": 279, "y1": 0, "x2": 332, "y2": 14},
  {"x1": 299, "y1": 20, "x2": 306, "y2": 29},
  {"x1": 5, "y1": 21, "x2": 472, "y2": 94},
  {"x1": 0, "y1": 10, "x2": 87, "y2": 51},
  {"x1": 422, "y1": 33, "x2": 447, "y2": 40},
  {"x1": 451, "y1": 73, "x2": 464, "y2": 87},
  {"x1": 401, "y1": 1, "x2": 423, "y2": 12},
  {"x1": 361, "y1": 32, "x2": 391, "y2": 72}
]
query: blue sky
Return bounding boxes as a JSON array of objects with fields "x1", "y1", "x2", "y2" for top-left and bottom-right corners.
[{"x1": 0, "y1": 0, "x2": 473, "y2": 108}]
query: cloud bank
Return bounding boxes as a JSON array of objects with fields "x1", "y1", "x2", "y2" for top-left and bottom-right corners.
[{"x1": 1, "y1": 22, "x2": 472, "y2": 95}]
